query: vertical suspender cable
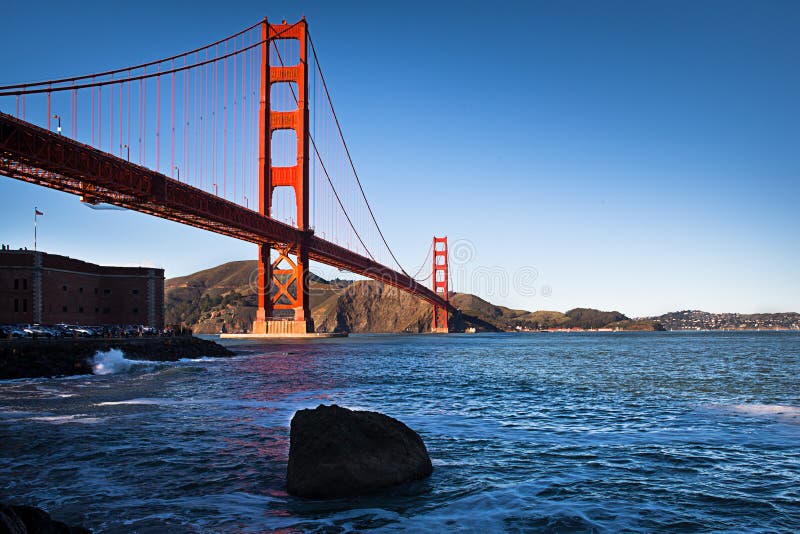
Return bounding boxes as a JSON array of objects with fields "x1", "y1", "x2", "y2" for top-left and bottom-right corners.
[
  {"x1": 127, "y1": 77, "x2": 131, "y2": 163},
  {"x1": 224, "y1": 41, "x2": 228, "y2": 198},
  {"x1": 142, "y1": 66, "x2": 147, "y2": 165},
  {"x1": 233, "y1": 38, "x2": 237, "y2": 203},
  {"x1": 212, "y1": 49, "x2": 217, "y2": 194},
  {"x1": 194, "y1": 61, "x2": 199, "y2": 187},
  {"x1": 198, "y1": 58, "x2": 203, "y2": 188},
  {"x1": 98, "y1": 85, "x2": 102, "y2": 151},
  {"x1": 156, "y1": 66, "x2": 161, "y2": 171},
  {"x1": 241, "y1": 37, "x2": 246, "y2": 206},
  {"x1": 170, "y1": 62, "x2": 175, "y2": 178},
  {"x1": 72, "y1": 85, "x2": 77, "y2": 139},
  {"x1": 91, "y1": 84, "x2": 95, "y2": 146},
  {"x1": 183, "y1": 58, "x2": 189, "y2": 183},
  {"x1": 109, "y1": 78, "x2": 113, "y2": 156},
  {"x1": 138, "y1": 76, "x2": 143, "y2": 164},
  {"x1": 119, "y1": 76, "x2": 123, "y2": 157}
]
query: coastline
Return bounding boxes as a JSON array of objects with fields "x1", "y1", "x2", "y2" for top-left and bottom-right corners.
[{"x1": 0, "y1": 336, "x2": 235, "y2": 380}]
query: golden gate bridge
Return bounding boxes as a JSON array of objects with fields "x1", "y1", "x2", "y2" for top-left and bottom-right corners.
[{"x1": 0, "y1": 18, "x2": 452, "y2": 334}]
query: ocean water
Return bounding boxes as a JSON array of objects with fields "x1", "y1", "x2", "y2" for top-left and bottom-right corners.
[{"x1": 1, "y1": 332, "x2": 799, "y2": 532}]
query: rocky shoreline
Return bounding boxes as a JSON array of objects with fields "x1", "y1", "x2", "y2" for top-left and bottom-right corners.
[{"x1": 0, "y1": 336, "x2": 235, "y2": 380}]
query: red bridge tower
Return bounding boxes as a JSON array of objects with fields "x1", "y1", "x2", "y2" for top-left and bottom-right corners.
[
  {"x1": 253, "y1": 18, "x2": 314, "y2": 335},
  {"x1": 431, "y1": 236, "x2": 449, "y2": 333}
]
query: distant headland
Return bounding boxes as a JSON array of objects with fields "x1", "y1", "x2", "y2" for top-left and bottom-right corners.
[{"x1": 164, "y1": 260, "x2": 800, "y2": 334}]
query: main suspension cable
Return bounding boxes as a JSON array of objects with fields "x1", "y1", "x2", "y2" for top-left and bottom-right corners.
[
  {"x1": 0, "y1": 22, "x2": 301, "y2": 97},
  {"x1": 411, "y1": 240, "x2": 433, "y2": 280},
  {"x1": 307, "y1": 29, "x2": 410, "y2": 277},
  {"x1": 0, "y1": 20, "x2": 263, "y2": 91},
  {"x1": 271, "y1": 40, "x2": 376, "y2": 261}
]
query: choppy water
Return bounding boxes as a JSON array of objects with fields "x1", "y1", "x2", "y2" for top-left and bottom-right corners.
[{"x1": 1, "y1": 332, "x2": 799, "y2": 532}]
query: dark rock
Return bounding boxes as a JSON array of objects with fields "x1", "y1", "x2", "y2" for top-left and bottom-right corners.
[
  {"x1": 0, "y1": 504, "x2": 27, "y2": 534},
  {"x1": 287, "y1": 404, "x2": 433, "y2": 498},
  {"x1": 0, "y1": 503, "x2": 90, "y2": 534}
]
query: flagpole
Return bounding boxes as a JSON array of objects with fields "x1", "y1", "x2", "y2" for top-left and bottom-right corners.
[{"x1": 34, "y1": 207, "x2": 37, "y2": 252}]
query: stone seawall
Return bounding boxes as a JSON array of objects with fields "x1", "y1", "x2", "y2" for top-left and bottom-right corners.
[{"x1": 0, "y1": 336, "x2": 235, "y2": 379}]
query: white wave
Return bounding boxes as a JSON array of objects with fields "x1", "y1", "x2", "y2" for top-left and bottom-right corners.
[
  {"x1": 96, "y1": 399, "x2": 164, "y2": 406},
  {"x1": 708, "y1": 403, "x2": 800, "y2": 424},
  {"x1": 34, "y1": 386, "x2": 75, "y2": 398},
  {"x1": 729, "y1": 404, "x2": 800, "y2": 417},
  {"x1": 91, "y1": 349, "x2": 141, "y2": 375},
  {"x1": 29, "y1": 414, "x2": 105, "y2": 424},
  {"x1": 177, "y1": 356, "x2": 219, "y2": 363}
]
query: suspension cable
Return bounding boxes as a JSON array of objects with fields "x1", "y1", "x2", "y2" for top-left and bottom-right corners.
[
  {"x1": 307, "y1": 29, "x2": 410, "y2": 276},
  {"x1": 416, "y1": 270, "x2": 433, "y2": 283},
  {"x1": 0, "y1": 22, "x2": 301, "y2": 97},
  {"x1": 411, "y1": 239, "x2": 433, "y2": 280},
  {"x1": 271, "y1": 40, "x2": 376, "y2": 261},
  {"x1": 0, "y1": 20, "x2": 264, "y2": 91}
]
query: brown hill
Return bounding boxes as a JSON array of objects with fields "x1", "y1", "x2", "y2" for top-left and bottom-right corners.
[
  {"x1": 514, "y1": 310, "x2": 572, "y2": 329},
  {"x1": 164, "y1": 260, "x2": 663, "y2": 333}
]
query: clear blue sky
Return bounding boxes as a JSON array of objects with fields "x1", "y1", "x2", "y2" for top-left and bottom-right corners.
[{"x1": 1, "y1": 0, "x2": 798, "y2": 316}]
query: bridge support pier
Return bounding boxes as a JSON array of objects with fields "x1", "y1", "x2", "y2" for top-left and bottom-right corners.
[
  {"x1": 253, "y1": 243, "x2": 315, "y2": 335},
  {"x1": 431, "y1": 236, "x2": 450, "y2": 333},
  {"x1": 252, "y1": 18, "x2": 314, "y2": 336}
]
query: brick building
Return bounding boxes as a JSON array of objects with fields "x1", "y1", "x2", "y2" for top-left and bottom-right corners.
[{"x1": 0, "y1": 250, "x2": 164, "y2": 328}]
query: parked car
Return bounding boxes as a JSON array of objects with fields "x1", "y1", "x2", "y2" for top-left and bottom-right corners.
[
  {"x1": 52, "y1": 325, "x2": 75, "y2": 337},
  {"x1": 0, "y1": 325, "x2": 24, "y2": 338},
  {"x1": 71, "y1": 327, "x2": 95, "y2": 337},
  {"x1": 87, "y1": 326, "x2": 104, "y2": 337},
  {"x1": 24, "y1": 325, "x2": 53, "y2": 338},
  {"x1": 124, "y1": 326, "x2": 141, "y2": 337}
]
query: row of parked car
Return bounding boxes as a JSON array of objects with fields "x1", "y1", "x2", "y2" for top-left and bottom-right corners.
[{"x1": 1, "y1": 324, "x2": 162, "y2": 339}]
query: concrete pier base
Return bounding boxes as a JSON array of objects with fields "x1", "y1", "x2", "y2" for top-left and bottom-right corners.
[
  {"x1": 220, "y1": 332, "x2": 347, "y2": 339},
  {"x1": 252, "y1": 319, "x2": 315, "y2": 335}
]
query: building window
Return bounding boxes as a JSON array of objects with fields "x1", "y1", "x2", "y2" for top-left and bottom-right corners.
[
  {"x1": 79, "y1": 306, "x2": 84, "y2": 313},
  {"x1": 103, "y1": 307, "x2": 110, "y2": 314},
  {"x1": 94, "y1": 288, "x2": 98, "y2": 295},
  {"x1": 22, "y1": 279, "x2": 27, "y2": 290},
  {"x1": 103, "y1": 289, "x2": 111, "y2": 295},
  {"x1": 62, "y1": 305, "x2": 68, "y2": 312},
  {"x1": 79, "y1": 287, "x2": 83, "y2": 293},
  {"x1": 133, "y1": 307, "x2": 139, "y2": 314},
  {"x1": 22, "y1": 299, "x2": 27, "y2": 312},
  {"x1": 95, "y1": 307, "x2": 99, "y2": 313},
  {"x1": 14, "y1": 299, "x2": 18, "y2": 312},
  {"x1": 62, "y1": 285, "x2": 67, "y2": 291},
  {"x1": 14, "y1": 279, "x2": 19, "y2": 290},
  {"x1": 132, "y1": 289, "x2": 139, "y2": 295}
]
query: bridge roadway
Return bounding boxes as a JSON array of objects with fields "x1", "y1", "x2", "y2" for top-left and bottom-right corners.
[{"x1": 0, "y1": 112, "x2": 453, "y2": 311}]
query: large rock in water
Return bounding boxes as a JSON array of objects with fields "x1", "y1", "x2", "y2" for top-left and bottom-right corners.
[
  {"x1": 286, "y1": 404, "x2": 433, "y2": 498},
  {"x1": 0, "y1": 503, "x2": 90, "y2": 533}
]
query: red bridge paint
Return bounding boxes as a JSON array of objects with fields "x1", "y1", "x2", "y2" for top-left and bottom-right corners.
[
  {"x1": 254, "y1": 19, "x2": 313, "y2": 334},
  {"x1": 432, "y1": 236, "x2": 449, "y2": 333},
  {"x1": 0, "y1": 18, "x2": 454, "y2": 334}
]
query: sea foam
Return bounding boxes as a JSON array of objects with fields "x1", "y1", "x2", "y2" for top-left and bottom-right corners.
[{"x1": 91, "y1": 349, "x2": 139, "y2": 375}]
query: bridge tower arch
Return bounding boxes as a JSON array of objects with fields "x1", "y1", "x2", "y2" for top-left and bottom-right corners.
[
  {"x1": 253, "y1": 18, "x2": 313, "y2": 335},
  {"x1": 431, "y1": 236, "x2": 449, "y2": 333}
]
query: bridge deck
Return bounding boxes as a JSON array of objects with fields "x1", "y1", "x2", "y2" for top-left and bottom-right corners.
[{"x1": 0, "y1": 112, "x2": 453, "y2": 311}]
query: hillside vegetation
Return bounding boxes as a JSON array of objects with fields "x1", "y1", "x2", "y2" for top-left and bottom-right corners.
[{"x1": 165, "y1": 260, "x2": 664, "y2": 333}]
